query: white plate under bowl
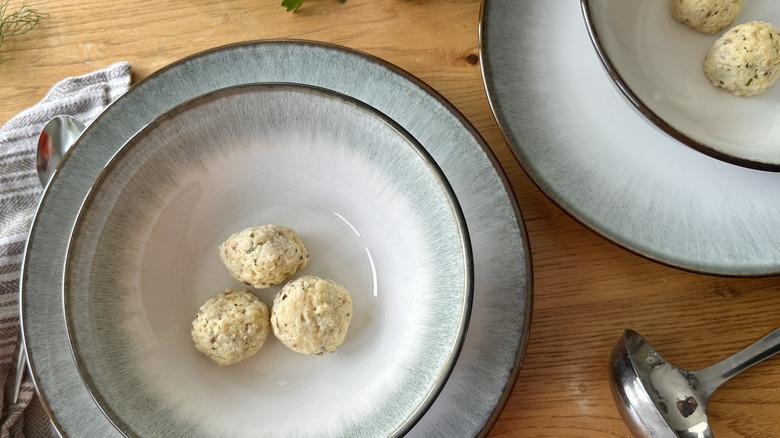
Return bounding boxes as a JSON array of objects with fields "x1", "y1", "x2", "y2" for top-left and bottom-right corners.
[
  {"x1": 64, "y1": 84, "x2": 472, "y2": 437},
  {"x1": 582, "y1": 0, "x2": 780, "y2": 170}
]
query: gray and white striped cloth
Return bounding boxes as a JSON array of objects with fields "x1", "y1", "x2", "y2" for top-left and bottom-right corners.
[{"x1": 0, "y1": 62, "x2": 132, "y2": 437}]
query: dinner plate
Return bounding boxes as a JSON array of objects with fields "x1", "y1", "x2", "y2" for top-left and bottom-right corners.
[
  {"x1": 21, "y1": 40, "x2": 531, "y2": 436},
  {"x1": 480, "y1": 0, "x2": 780, "y2": 276}
]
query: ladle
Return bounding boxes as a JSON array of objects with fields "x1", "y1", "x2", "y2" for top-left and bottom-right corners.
[{"x1": 610, "y1": 328, "x2": 780, "y2": 437}]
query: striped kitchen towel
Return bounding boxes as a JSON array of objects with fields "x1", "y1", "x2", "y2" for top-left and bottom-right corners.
[{"x1": 0, "y1": 62, "x2": 132, "y2": 438}]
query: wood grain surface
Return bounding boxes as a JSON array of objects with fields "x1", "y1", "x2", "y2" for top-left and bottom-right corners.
[{"x1": 2, "y1": 0, "x2": 779, "y2": 436}]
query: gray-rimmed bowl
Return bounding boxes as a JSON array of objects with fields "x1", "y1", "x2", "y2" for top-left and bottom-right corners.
[
  {"x1": 64, "y1": 83, "x2": 473, "y2": 437},
  {"x1": 582, "y1": 0, "x2": 780, "y2": 171}
]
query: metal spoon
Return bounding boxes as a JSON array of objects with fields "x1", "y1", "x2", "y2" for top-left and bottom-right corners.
[
  {"x1": 610, "y1": 328, "x2": 780, "y2": 438},
  {"x1": 10, "y1": 115, "x2": 85, "y2": 406},
  {"x1": 36, "y1": 115, "x2": 85, "y2": 187}
]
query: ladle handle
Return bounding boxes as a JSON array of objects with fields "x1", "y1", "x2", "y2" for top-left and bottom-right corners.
[{"x1": 696, "y1": 327, "x2": 780, "y2": 396}]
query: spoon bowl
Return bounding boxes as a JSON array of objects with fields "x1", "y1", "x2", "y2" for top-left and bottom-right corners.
[
  {"x1": 610, "y1": 328, "x2": 780, "y2": 437},
  {"x1": 36, "y1": 115, "x2": 85, "y2": 187}
]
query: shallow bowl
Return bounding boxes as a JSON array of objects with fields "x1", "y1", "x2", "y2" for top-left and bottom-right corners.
[
  {"x1": 64, "y1": 83, "x2": 472, "y2": 437},
  {"x1": 582, "y1": 0, "x2": 780, "y2": 170}
]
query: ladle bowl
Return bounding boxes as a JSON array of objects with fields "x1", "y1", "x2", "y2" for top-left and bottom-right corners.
[{"x1": 610, "y1": 328, "x2": 780, "y2": 437}]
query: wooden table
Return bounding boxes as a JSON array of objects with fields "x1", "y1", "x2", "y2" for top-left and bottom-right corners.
[{"x1": 2, "y1": 0, "x2": 779, "y2": 436}]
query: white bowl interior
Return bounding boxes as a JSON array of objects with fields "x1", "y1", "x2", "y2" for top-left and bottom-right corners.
[
  {"x1": 586, "y1": 0, "x2": 780, "y2": 167},
  {"x1": 65, "y1": 84, "x2": 471, "y2": 437}
]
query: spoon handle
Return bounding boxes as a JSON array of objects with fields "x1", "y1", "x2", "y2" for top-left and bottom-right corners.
[
  {"x1": 695, "y1": 327, "x2": 780, "y2": 396},
  {"x1": 9, "y1": 337, "x2": 26, "y2": 404}
]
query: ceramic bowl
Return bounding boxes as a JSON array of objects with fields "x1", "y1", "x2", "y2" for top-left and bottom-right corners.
[
  {"x1": 582, "y1": 0, "x2": 780, "y2": 170},
  {"x1": 64, "y1": 83, "x2": 472, "y2": 437}
]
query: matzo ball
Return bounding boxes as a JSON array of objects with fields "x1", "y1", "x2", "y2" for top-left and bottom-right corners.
[
  {"x1": 672, "y1": 0, "x2": 743, "y2": 34},
  {"x1": 271, "y1": 276, "x2": 353, "y2": 356},
  {"x1": 191, "y1": 288, "x2": 271, "y2": 366},
  {"x1": 703, "y1": 21, "x2": 780, "y2": 96},
  {"x1": 219, "y1": 225, "x2": 309, "y2": 289}
]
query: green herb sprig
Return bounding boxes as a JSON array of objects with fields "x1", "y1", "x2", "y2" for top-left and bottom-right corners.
[
  {"x1": 0, "y1": 0, "x2": 44, "y2": 61},
  {"x1": 281, "y1": 0, "x2": 346, "y2": 13}
]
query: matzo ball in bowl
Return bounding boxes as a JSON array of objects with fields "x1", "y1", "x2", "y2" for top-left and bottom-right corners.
[
  {"x1": 191, "y1": 288, "x2": 271, "y2": 366},
  {"x1": 271, "y1": 275, "x2": 353, "y2": 356},
  {"x1": 218, "y1": 224, "x2": 309, "y2": 288},
  {"x1": 704, "y1": 21, "x2": 780, "y2": 96},
  {"x1": 672, "y1": 0, "x2": 743, "y2": 34}
]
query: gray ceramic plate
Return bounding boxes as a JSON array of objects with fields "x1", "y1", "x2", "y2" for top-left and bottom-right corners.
[
  {"x1": 481, "y1": 1, "x2": 780, "y2": 276},
  {"x1": 21, "y1": 40, "x2": 531, "y2": 437}
]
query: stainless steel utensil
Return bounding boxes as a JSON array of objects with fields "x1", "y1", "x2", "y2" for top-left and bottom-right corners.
[
  {"x1": 36, "y1": 115, "x2": 85, "y2": 187},
  {"x1": 610, "y1": 328, "x2": 780, "y2": 437}
]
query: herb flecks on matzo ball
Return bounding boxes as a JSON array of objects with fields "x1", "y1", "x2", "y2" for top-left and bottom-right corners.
[
  {"x1": 218, "y1": 224, "x2": 309, "y2": 289},
  {"x1": 704, "y1": 21, "x2": 780, "y2": 96},
  {"x1": 191, "y1": 288, "x2": 271, "y2": 366},
  {"x1": 672, "y1": 0, "x2": 743, "y2": 34},
  {"x1": 271, "y1": 275, "x2": 353, "y2": 356}
]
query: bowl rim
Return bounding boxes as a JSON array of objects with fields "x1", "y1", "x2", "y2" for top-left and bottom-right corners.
[
  {"x1": 580, "y1": 0, "x2": 780, "y2": 172},
  {"x1": 62, "y1": 81, "x2": 474, "y2": 437}
]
